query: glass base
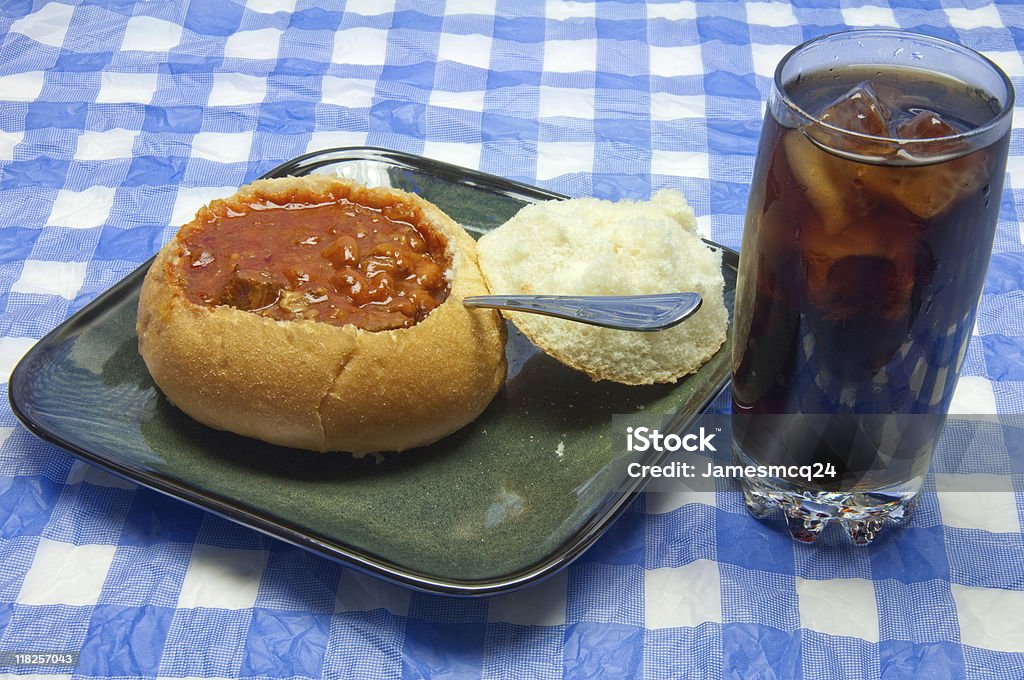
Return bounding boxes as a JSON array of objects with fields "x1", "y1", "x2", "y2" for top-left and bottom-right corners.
[{"x1": 734, "y1": 444, "x2": 922, "y2": 545}]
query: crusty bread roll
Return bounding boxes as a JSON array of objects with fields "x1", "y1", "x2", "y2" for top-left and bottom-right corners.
[
  {"x1": 477, "y1": 190, "x2": 727, "y2": 385},
  {"x1": 137, "y1": 175, "x2": 507, "y2": 454}
]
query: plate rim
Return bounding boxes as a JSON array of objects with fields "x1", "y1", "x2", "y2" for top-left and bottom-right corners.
[{"x1": 9, "y1": 146, "x2": 737, "y2": 596}]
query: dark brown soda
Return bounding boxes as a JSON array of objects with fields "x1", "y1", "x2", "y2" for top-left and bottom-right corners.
[{"x1": 731, "y1": 66, "x2": 1009, "y2": 489}]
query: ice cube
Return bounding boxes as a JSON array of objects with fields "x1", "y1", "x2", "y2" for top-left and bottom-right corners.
[
  {"x1": 805, "y1": 81, "x2": 901, "y2": 160},
  {"x1": 783, "y1": 129, "x2": 880, "y2": 236},
  {"x1": 816, "y1": 107, "x2": 986, "y2": 220},
  {"x1": 820, "y1": 81, "x2": 890, "y2": 137},
  {"x1": 876, "y1": 109, "x2": 986, "y2": 219},
  {"x1": 888, "y1": 150, "x2": 989, "y2": 220},
  {"x1": 895, "y1": 109, "x2": 966, "y2": 161},
  {"x1": 799, "y1": 213, "x2": 916, "y2": 321},
  {"x1": 896, "y1": 109, "x2": 958, "y2": 140},
  {"x1": 823, "y1": 255, "x2": 908, "y2": 320}
]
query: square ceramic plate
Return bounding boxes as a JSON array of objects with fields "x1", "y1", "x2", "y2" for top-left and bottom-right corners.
[{"x1": 10, "y1": 148, "x2": 737, "y2": 596}]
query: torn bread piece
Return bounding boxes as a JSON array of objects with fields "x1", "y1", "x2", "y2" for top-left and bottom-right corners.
[{"x1": 477, "y1": 190, "x2": 727, "y2": 385}]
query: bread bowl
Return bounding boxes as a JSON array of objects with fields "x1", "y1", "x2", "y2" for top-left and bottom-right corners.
[
  {"x1": 476, "y1": 190, "x2": 728, "y2": 385},
  {"x1": 136, "y1": 175, "x2": 507, "y2": 454}
]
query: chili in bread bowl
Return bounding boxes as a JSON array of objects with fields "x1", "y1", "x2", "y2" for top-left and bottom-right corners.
[{"x1": 137, "y1": 175, "x2": 507, "y2": 454}]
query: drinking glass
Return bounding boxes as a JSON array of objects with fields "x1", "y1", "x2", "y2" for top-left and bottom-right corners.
[{"x1": 731, "y1": 30, "x2": 1014, "y2": 544}]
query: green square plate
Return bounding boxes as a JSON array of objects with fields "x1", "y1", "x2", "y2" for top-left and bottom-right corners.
[{"x1": 10, "y1": 148, "x2": 736, "y2": 596}]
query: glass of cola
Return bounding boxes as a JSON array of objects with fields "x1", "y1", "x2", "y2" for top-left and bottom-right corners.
[{"x1": 731, "y1": 30, "x2": 1014, "y2": 544}]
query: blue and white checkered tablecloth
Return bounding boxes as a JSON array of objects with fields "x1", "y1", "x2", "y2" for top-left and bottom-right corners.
[{"x1": 1, "y1": 1, "x2": 1023, "y2": 678}]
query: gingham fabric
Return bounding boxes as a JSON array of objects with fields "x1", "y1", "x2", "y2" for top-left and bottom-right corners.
[{"x1": 0, "y1": 1, "x2": 1022, "y2": 678}]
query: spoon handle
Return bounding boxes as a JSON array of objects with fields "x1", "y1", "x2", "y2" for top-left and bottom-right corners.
[{"x1": 462, "y1": 292, "x2": 703, "y2": 332}]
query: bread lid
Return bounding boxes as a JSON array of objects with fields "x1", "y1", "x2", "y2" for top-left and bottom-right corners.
[{"x1": 476, "y1": 190, "x2": 728, "y2": 385}]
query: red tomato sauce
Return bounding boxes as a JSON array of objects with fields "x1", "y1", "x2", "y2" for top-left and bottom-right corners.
[{"x1": 175, "y1": 198, "x2": 451, "y2": 331}]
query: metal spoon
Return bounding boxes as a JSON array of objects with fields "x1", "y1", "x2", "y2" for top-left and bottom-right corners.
[{"x1": 462, "y1": 292, "x2": 702, "y2": 332}]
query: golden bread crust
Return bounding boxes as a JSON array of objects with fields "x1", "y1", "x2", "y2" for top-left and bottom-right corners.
[
  {"x1": 502, "y1": 312, "x2": 727, "y2": 386},
  {"x1": 137, "y1": 175, "x2": 507, "y2": 454}
]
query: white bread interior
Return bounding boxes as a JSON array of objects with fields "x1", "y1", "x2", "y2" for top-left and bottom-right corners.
[
  {"x1": 476, "y1": 190, "x2": 727, "y2": 385},
  {"x1": 137, "y1": 175, "x2": 507, "y2": 454}
]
